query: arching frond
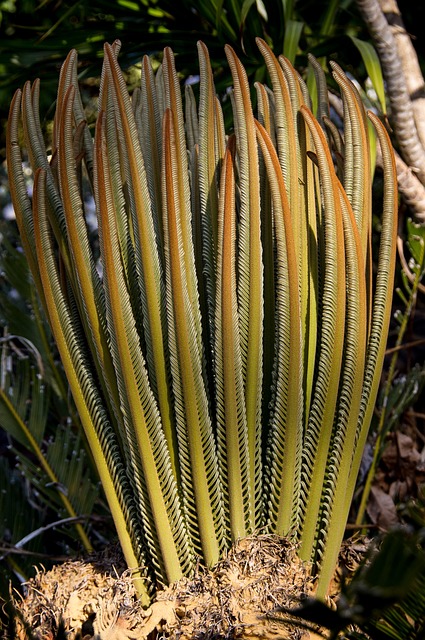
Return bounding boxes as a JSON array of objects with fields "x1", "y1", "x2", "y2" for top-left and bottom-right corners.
[
  {"x1": 255, "y1": 120, "x2": 303, "y2": 536},
  {"x1": 314, "y1": 181, "x2": 367, "y2": 596},
  {"x1": 215, "y1": 135, "x2": 251, "y2": 542},
  {"x1": 225, "y1": 44, "x2": 263, "y2": 529},
  {"x1": 298, "y1": 105, "x2": 346, "y2": 563},
  {"x1": 95, "y1": 109, "x2": 194, "y2": 584},
  {"x1": 31, "y1": 167, "x2": 150, "y2": 602},
  {"x1": 102, "y1": 44, "x2": 176, "y2": 478},
  {"x1": 331, "y1": 62, "x2": 371, "y2": 268},
  {"x1": 6, "y1": 40, "x2": 398, "y2": 603},
  {"x1": 161, "y1": 108, "x2": 225, "y2": 566},
  {"x1": 349, "y1": 110, "x2": 398, "y2": 514}
]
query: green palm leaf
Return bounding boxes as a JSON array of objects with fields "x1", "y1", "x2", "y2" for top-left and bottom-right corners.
[
  {"x1": 350, "y1": 36, "x2": 387, "y2": 115},
  {"x1": 31, "y1": 166, "x2": 149, "y2": 601},
  {"x1": 255, "y1": 119, "x2": 303, "y2": 535},
  {"x1": 215, "y1": 135, "x2": 251, "y2": 542},
  {"x1": 283, "y1": 19, "x2": 304, "y2": 64},
  {"x1": 297, "y1": 104, "x2": 346, "y2": 563},
  {"x1": 0, "y1": 337, "x2": 94, "y2": 551},
  {"x1": 95, "y1": 105, "x2": 194, "y2": 584},
  {"x1": 226, "y1": 44, "x2": 263, "y2": 529},
  {"x1": 101, "y1": 45, "x2": 175, "y2": 471},
  {"x1": 161, "y1": 106, "x2": 225, "y2": 566}
]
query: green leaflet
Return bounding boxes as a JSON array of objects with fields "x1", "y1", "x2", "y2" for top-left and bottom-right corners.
[
  {"x1": 215, "y1": 135, "x2": 251, "y2": 542},
  {"x1": 162, "y1": 107, "x2": 225, "y2": 566},
  {"x1": 31, "y1": 167, "x2": 150, "y2": 602},
  {"x1": 95, "y1": 109, "x2": 194, "y2": 584},
  {"x1": 6, "y1": 40, "x2": 398, "y2": 602},
  {"x1": 226, "y1": 44, "x2": 263, "y2": 529},
  {"x1": 350, "y1": 36, "x2": 387, "y2": 115},
  {"x1": 283, "y1": 19, "x2": 304, "y2": 64}
]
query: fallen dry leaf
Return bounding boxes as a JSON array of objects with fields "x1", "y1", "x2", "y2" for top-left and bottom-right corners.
[
  {"x1": 396, "y1": 431, "x2": 421, "y2": 464},
  {"x1": 367, "y1": 485, "x2": 399, "y2": 530}
]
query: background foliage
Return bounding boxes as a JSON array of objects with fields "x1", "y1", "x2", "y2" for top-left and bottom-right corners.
[
  {"x1": 0, "y1": 0, "x2": 396, "y2": 153},
  {"x1": 0, "y1": 0, "x2": 425, "y2": 636}
]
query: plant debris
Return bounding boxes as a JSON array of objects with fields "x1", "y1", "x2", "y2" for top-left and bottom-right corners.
[
  {"x1": 159, "y1": 534, "x2": 316, "y2": 640},
  {"x1": 11, "y1": 534, "x2": 321, "y2": 640}
]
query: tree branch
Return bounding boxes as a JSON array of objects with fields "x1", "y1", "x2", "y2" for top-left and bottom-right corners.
[
  {"x1": 379, "y1": 0, "x2": 425, "y2": 149},
  {"x1": 356, "y1": 0, "x2": 425, "y2": 185}
]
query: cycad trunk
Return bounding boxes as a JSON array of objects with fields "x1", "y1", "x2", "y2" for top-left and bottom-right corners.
[{"x1": 13, "y1": 534, "x2": 341, "y2": 640}]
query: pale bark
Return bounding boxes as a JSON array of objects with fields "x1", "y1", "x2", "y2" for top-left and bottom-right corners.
[
  {"x1": 393, "y1": 152, "x2": 425, "y2": 223},
  {"x1": 356, "y1": 0, "x2": 425, "y2": 185},
  {"x1": 380, "y1": 0, "x2": 425, "y2": 150}
]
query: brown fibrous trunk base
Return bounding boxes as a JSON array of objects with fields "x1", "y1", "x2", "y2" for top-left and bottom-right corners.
[{"x1": 11, "y1": 533, "x2": 366, "y2": 640}]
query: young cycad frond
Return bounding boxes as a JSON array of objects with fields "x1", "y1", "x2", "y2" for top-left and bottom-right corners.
[{"x1": 6, "y1": 38, "x2": 397, "y2": 602}]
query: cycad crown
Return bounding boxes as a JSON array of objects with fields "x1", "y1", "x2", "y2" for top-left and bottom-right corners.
[{"x1": 6, "y1": 38, "x2": 397, "y2": 603}]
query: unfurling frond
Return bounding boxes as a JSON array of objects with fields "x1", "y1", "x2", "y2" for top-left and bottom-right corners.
[{"x1": 7, "y1": 40, "x2": 397, "y2": 602}]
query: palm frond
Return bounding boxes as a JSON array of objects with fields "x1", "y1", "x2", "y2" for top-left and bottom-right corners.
[
  {"x1": 215, "y1": 135, "x2": 251, "y2": 541},
  {"x1": 6, "y1": 40, "x2": 398, "y2": 602},
  {"x1": 95, "y1": 105, "x2": 193, "y2": 584},
  {"x1": 255, "y1": 119, "x2": 303, "y2": 535},
  {"x1": 31, "y1": 166, "x2": 150, "y2": 601},
  {"x1": 0, "y1": 336, "x2": 94, "y2": 551},
  {"x1": 347, "y1": 110, "x2": 398, "y2": 517},
  {"x1": 226, "y1": 43, "x2": 263, "y2": 529},
  {"x1": 161, "y1": 106, "x2": 225, "y2": 566},
  {"x1": 297, "y1": 104, "x2": 346, "y2": 564},
  {"x1": 331, "y1": 62, "x2": 372, "y2": 267}
]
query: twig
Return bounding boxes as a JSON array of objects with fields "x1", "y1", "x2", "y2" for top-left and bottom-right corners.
[
  {"x1": 385, "y1": 338, "x2": 425, "y2": 355},
  {"x1": 0, "y1": 515, "x2": 99, "y2": 562},
  {"x1": 397, "y1": 233, "x2": 425, "y2": 293},
  {"x1": 0, "y1": 547, "x2": 70, "y2": 561}
]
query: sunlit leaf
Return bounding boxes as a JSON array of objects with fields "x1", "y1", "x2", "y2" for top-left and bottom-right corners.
[
  {"x1": 350, "y1": 36, "x2": 387, "y2": 114},
  {"x1": 283, "y1": 20, "x2": 304, "y2": 64}
]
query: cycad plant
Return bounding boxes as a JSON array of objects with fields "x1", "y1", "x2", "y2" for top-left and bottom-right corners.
[{"x1": 6, "y1": 39, "x2": 397, "y2": 605}]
